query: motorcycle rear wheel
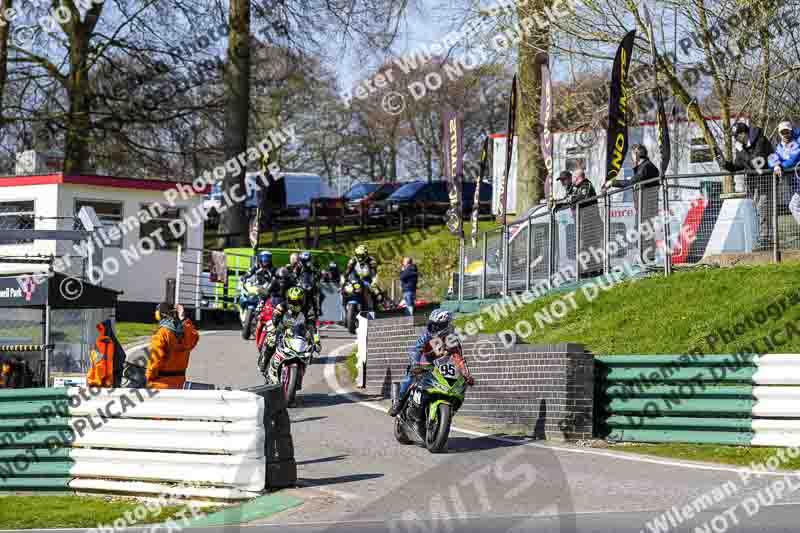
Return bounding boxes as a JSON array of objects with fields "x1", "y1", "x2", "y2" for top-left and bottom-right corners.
[{"x1": 425, "y1": 403, "x2": 452, "y2": 453}]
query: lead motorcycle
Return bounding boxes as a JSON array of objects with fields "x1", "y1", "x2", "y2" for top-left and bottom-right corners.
[
  {"x1": 260, "y1": 319, "x2": 315, "y2": 406},
  {"x1": 393, "y1": 353, "x2": 472, "y2": 453}
]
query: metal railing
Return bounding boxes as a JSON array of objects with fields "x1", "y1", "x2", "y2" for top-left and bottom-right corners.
[{"x1": 459, "y1": 167, "x2": 800, "y2": 300}]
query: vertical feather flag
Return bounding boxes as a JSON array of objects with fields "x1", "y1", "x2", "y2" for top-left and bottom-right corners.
[
  {"x1": 644, "y1": 6, "x2": 671, "y2": 176},
  {"x1": 499, "y1": 74, "x2": 517, "y2": 226},
  {"x1": 443, "y1": 111, "x2": 464, "y2": 237},
  {"x1": 604, "y1": 30, "x2": 636, "y2": 185},
  {"x1": 470, "y1": 135, "x2": 489, "y2": 248},
  {"x1": 540, "y1": 63, "x2": 554, "y2": 202}
]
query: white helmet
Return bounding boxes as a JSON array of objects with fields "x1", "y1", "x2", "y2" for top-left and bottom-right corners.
[{"x1": 427, "y1": 309, "x2": 454, "y2": 337}]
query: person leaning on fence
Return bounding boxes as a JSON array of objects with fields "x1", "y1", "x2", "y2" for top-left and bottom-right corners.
[
  {"x1": 719, "y1": 122, "x2": 776, "y2": 250},
  {"x1": 551, "y1": 170, "x2": 575, "y2": 210},
  {"x1": 146, "y1": 303, "x2": 199, "y2": 389},
  {"x1": 769, "y1": 121, "x2": 800, "y2": 227},
  {"x1": 603, "y1": 144, "x2": 660, "y2": 263}
]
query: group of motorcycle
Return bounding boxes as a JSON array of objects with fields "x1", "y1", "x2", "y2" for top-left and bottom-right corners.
[
  {"x1": 237, "y1": 251, "x2": 471, "y2": 453},
  {"x1": 237, "y1": 252, "x2": 317, "y2": 406}
]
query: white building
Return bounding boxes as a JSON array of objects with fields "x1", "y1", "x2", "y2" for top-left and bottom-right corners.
[
  {"x1": 492, "y1": 116, "x2": 729, "y2": 217},
  {"x1": 0, "y1": 172, "x2": 205, "y2": 320}
]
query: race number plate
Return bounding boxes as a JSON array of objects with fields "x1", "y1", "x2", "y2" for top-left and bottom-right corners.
[{"x1": 434, "y1": 355, "x2": 460, "y2": 379}]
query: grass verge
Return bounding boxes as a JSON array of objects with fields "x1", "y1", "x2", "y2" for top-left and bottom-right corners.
[
  {"x1": 462, "y1": 263, "x2": 800, "y2": 354},
  {"x1": 0, "y1": 495, "x2": 209, "y2": 529},
  {"x1": 345, "y1": 347, "x2": 358, "y2": 384},
  {"x1": 115, "y1": 322, "x2": 157, "y2": 346},
  {"x1": 610, "y1": 443, "x2": 800, "y2": 469}
]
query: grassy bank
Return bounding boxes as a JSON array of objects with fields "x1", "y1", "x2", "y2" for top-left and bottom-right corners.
[
  {"x1": 0, "y1": 495, "x2": 210, "y2": 529},
  {"x1": 463, "y1": 263, "x2": 800, "y2": 355},
  {"x1": 611, "y1": 443, "x2": 800, "y2": 469},
  {"x1": 270, "y1": 220, "x2": 499, "y2": 301}
]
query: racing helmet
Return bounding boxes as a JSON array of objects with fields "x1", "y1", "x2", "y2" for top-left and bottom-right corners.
[
  {"x1": 299, "y1": 251, "x2": 312, "y2": 266},
  {"x1": 328, "y1": 261, "x2": 339, "y2": 272},
  {"x1": 355, "y1": 245, "x2": 368, "y2": 262},
  {"x1": 427, "y1": 309, "x2": 454, "y2": 338},
  {"x1": 257, "y1": 251, "x2": 272, "y2": 267},
  {"x1": 286, "y1": 286, "x2": 305, "y2": 313}
]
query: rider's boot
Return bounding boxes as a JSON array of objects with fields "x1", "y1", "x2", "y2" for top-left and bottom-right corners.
[{"x1": 389, "y1": 387, "x2": 412, "y2": 417}]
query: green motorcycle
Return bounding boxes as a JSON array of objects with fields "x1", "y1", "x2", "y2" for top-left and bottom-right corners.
[{"x1": 393, "y1": 355, "x2": 469, "y2": 453}]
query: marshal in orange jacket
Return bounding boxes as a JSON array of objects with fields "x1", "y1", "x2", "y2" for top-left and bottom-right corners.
[
  {"x1": 146, "y1": 319, "x2": 199, "y2": 389},
  {"x1": 87, "y1": 321, "x2": 116, "y2": 388}
]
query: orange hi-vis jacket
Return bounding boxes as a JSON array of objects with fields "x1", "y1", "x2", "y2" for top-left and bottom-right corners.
[
  {"x1": 146, "y1": 319, "x2": 199, "y2": 389},
  {"x1": 87, "y1": 322, "x2": 116, "y2": 388}
]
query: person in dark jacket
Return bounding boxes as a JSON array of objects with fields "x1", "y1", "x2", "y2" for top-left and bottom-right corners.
[
  {"x1": 603, "y1": 144, "x2": 660, "y2": 263},
  {"x1": 552, "y1": 170, "x2": 575, "y2": 210},
  {"x1": 399, "y1": 257, "x2": 418, "y2": 316},
  {"x1": 719, "y1": 122, "x2": 776, "y2": 249}
]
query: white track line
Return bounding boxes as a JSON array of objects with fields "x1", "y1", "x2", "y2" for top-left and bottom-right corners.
[{"x1": 323, "y1": 342, "x2": 800, "y2": 478}]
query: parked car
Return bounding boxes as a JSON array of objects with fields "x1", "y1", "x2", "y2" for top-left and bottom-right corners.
[
  {"x1": 343, "y1": 183, "x2": 400, "y2": 215},
  {"x1": 369, "y1": 180, "x2": 492, "y2": 224}
]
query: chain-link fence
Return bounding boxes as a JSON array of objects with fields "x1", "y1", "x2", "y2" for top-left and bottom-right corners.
[{"x1": 457, "y1": 168, "x2": 800, "y2": 300}]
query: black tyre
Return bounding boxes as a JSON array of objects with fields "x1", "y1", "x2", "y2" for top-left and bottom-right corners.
[
  {"x1": 394, "y1": 417, "x2": 413, "y2": 445},
  {"x1": 425, "y1": 403, "x2": 452, "y2": 453},
  {"x1": 346, "y1": 303, "x2": 358, "y2": 334},
  {"x1": 242, "y1": 308, "x2": 254, "y2": 340},
  {"x1": 282, "y1": 364, "x2": 299, "y2": 407}
]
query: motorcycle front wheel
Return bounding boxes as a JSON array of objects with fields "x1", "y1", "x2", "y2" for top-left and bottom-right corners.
[
  {"x1": 242, "y1": 308, "x2": 254, "y2": 340},
  {"x1": 425, "y1": 403, "x2": 452, "y2": 453},
  {"x1": 281, "y1": 364, "x2": 299, "y2": 406},
  {"x1": 346, "y1": 303, "x2": 358, "y2": 334},
  {"x1": 394, "y1": 417, "x2": 413, "y2": 445}
]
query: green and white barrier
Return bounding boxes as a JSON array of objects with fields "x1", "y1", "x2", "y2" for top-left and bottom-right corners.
[
  {"x1": 0, "y1": 386, "x2": 295, "y2": 499},
  {"x1": 596, "y1": 354, "x2": 800, "y2": 446}
]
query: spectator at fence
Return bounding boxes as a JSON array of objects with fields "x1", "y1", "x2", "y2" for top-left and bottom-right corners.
[
  {"x1": 720, "y1": 122, "x2": 776, "y2": 249},
  {"x1": 769, "y1": 121, "x2": 800, "y2": 227},
  {"x1": 552, "y1": 170, "x2": 574, "y2": 210},
  {"x1": 603, "y1": 144, "x2": 660, "y2": 263},
  {"x1": 400, "y1": 257, "x2": 418, "y2": 316},
  {"x1": 146, "y1": 303, "x2": 199, "y2": 389}
]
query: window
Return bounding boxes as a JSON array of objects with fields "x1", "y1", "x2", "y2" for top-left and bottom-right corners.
[
  {"x1": 0, "y1": 201, "x2": 35, "y2": 244},
  {"x1": 565, "y1": 147, "x2": 587, "y2": 173},
  {"x1": 139, "y1": 205, "x2": 186, "y2": 250},
  {"x1": 74, "y1": 200, "x2": 124, "y2": 248},
  {"x1": 690, "y1": 137, "x2": 713, "y2": 164}
]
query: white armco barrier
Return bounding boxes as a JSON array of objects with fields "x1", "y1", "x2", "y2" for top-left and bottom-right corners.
[{"x1": 61, "y1": 388, "x2": 267, "y2": 500}]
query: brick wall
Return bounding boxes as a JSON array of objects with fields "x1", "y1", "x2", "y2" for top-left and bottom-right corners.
[{"x1": 364, "y1": 316, "x2": 594, "y2": 440}]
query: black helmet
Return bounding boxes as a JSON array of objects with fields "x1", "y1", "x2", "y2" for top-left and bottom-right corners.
[
  {"x1": 276, "y1": 267, "x2": 290, "y2": 279},
  {"x1": 732, "y1": 122, "x2": 749, "y2": 136},
  {"x1": 328, "y1": 261, "x2": 339, "y2": 271}
]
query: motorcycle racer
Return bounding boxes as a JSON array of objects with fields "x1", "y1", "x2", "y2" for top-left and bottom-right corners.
[{"x1": 388, "y1": 309, "x2": 474, "y2": 417}]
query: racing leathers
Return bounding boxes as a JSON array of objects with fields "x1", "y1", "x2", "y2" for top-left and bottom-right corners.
[
  {"x1": 391, "y1": 330, "x2": 474, "y2": 416},
  {"x1": 259, "y1": 303, "x2": 320, "y2": 374},
  {"x1": 296, "y1": 265, "x2": 322, "y2": 320},
  {"x1": 344, "y1": 256, "x2": 383, "y2": 308},
  {"x1": 265, "y1": 270, "x2": 295, "y2": 306}
]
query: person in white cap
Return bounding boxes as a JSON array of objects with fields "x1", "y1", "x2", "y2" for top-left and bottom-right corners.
[{"x1": 768, "y1": 121, "x2": 800, "y2": 226}]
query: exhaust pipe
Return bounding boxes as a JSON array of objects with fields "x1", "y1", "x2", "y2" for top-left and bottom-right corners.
[{"x1": 391, "y1": 382, "x2": 400, "y2": 403}]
